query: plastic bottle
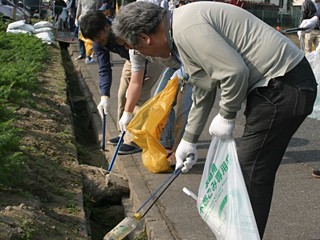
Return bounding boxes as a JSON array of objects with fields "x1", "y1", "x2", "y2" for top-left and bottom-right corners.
[
  {"x1": 103, "y1": 213, "x2": 141, "y2": 240},
  {"x1": 182, "y1": 187, "x2": 198, "y2": 201}
]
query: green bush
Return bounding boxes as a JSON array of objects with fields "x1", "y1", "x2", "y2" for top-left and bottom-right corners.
[
  {"x1": 0, "y1": 32, "x2": 48, "y2": 103},
  {"x1": 0, "y1": 30, "x2": 49, "y2": 187},
  {"x1": 0, "y1": 18, "x2": 8, "y2": 32},
  {"x1": 0, "y1": 121, "x2": 26, "y2": 187}
]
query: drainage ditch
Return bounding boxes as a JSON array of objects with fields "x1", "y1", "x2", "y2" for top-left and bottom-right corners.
[{"x1": 59, "y1": 47, "x2": 126, "y2": 240}]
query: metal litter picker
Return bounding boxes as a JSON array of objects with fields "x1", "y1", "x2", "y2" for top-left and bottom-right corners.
[
  {"x1": 107, "y1": 130, "x2": 126, "y2": 173},
  {"x1": 101, "y1": 112, "x2": 107, "y2": 151},
  {"x1": 279, "y1": 27, "x2": 307, "y2": 34},
  {"x1": 103, "y1": 166, "x2": 184, "y2": 240}
]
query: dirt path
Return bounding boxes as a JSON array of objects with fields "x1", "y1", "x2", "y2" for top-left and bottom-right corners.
[{"x1": 0, "y1": 45, "x2": 89, "y2": 240}]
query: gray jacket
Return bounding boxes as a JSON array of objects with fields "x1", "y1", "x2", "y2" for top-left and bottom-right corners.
[{"x1": 170, "y1": 2, "x2": 304, "y2": 143}]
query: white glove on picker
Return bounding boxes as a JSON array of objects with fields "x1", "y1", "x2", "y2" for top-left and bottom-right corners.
[
  {"x1": 209, "y1": 113, "x2": 235, "y2": 138},
  {"x1": 97, "y1": 96, "x2": 109, "y2": 117},
  {"x1": 175, "y1": 139, "x2": 198, "y2": 173},
  {"x1": 119, "y1": 111, "x2": 133, "y2": 131},
  {"x1": 300, "y1": 16, "x2": 319, "y2": 32},
  {"x1": 171, "y1": 67, "x2": 184, "y2": 80}
]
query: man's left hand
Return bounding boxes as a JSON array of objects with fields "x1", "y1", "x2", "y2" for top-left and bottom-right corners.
[
  {"x1": 119, "y1": 111, "x2": 133, "y2": 131},
  {"x1": 209, "y1": 113, "x2": 235, "y2": 138}
]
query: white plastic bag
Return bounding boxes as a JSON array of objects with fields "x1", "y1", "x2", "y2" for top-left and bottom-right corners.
[
  {"x1": 197, "y1": 137, "x2": 260, "y2": 240},
  {"x1": 306, "y1": 46, "x2": 320, "y2": 120},
  {"x1": 33, "y1": 21, "x2": 53, "y2": 29}
]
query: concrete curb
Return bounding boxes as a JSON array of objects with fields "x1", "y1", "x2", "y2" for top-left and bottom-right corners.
[{"x1": 68, "y1": 44, "x2": 175, "y2": 239}]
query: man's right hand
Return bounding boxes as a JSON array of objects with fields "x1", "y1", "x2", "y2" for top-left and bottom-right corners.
[
  {"x1": 97, "y1": 96, "x2": 109, "y2": 117},
  {"x1": 175, "y1": 139, "x2": 198, "y2": 173}
]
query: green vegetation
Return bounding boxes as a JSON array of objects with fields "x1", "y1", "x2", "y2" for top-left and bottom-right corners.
[
  {"x1": 134, "y1": 231, "x2": 148, "y2": 240},
  {"x1": 0, "y1": 20, "x2": 49, "y2": 188},
  {"x1": 66, "y1": 202, "x2": 80, "y2": 214},
  {"x1": 19, "y1": 218, "x2": 36, "y2": 240}
]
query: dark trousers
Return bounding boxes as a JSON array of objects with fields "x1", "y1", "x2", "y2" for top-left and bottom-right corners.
[{"x1": 237, "y1": 57, "x2": 317, "y2": 238}]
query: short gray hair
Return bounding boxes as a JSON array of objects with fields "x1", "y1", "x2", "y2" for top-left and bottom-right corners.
[{"x1": 112, "y1": 2, "x2": 166, "y2": 47}]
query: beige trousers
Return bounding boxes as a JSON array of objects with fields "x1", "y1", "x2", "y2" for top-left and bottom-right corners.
[
  {"x1": 116, "y1": 60, "x2": 164, "y2": 131},
  {"x1": 304, "y1": 30, "x2": 320, "y2": 55}
]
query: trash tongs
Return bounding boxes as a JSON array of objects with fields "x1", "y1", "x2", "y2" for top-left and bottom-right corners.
[
  {"x1": 107, "y1": 130, "x2": 125, "y2": 172},
  {"x1": 280, "y1": 27, "x2": 307, "y2": 34}
]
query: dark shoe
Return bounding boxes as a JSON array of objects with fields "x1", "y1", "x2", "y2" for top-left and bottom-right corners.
[
  {"x1": 312, "y1": 169, "x2": 320, "y2": 179},
  {"x1": 118, "y1": 143, "x2": 142, "y2": 155},
  {"x1": 107, "y1": 136, "x2": 123, "y2": 146}
]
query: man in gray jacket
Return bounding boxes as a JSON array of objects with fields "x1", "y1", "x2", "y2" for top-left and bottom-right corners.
[{"x1": 112, "y1": 2, "x2": 317, "y2": 238}]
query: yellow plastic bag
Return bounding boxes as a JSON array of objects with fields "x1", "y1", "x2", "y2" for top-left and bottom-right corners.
[
  {"x1": 126, "y1": 77, "x2": 179, "y2": 173},
  {"x1": 79, "y1": 31, "x2": 94, "y2": 57}
]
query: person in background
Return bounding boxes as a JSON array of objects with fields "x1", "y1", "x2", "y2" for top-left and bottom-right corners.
[
  {"x1": 98, "y1": 2, "x2": 113, "y2": 21},
  {"x1": 74, "y1": 0, "x2": 101, "y2": 61},
  {"x1": 78, "y1": 33, "x2": 96, "y2": 64},
  {"x1": 299, "y1": 0, "x2": 320, "y2": 54},
  {"x1": 299, "y1": 8, "x2": 320, "y2": 179},
  {"x1": 66, "y1": 0, "x2": 77, "y2": 31},
  {"x1": 112, "y1": 2, "x2": 317, "y2": 238},
  {"x1": 53, "y1": 0, "x2": 67, "y2": 26}
]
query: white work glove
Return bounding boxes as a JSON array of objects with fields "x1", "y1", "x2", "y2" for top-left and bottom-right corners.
[
  {"x1": 75, "y1": 19, "x2": 79, "y2": 27},
  {"x1": 209, "y1": 113, "x2": 235, "y2": 139},
  {"x1": 300, "y1": 16, "x2": 319, "y2": 32},
  {"x1": 175, "y1": 139, "x2": 198, "y2": 173},
  {"x1": 97, "y1": 96, "x2": 109, "y2": 117},
  {"x1": 171, "y1": 68, "x2": 183, "y2": 80},
  {"x1": 119, "y1": 111, "x2": 133, "y2": 131}
]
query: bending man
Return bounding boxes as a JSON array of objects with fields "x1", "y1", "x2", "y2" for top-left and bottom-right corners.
[{"x1": 112, "y1": 2, "x2": 317, "y2": 238}]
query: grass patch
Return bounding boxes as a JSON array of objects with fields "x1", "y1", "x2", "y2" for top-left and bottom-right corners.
[{"x1": 0, "y1": 20, "x2": 49, "y2": 188}]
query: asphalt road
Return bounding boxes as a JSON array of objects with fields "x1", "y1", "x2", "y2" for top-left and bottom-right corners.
[{"x1": 68, "y1": 35, "x2": 320, "y2": 240}]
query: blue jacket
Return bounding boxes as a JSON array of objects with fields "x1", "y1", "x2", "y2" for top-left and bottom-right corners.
[{"x1": 93, "y1": 37, "x2": 129, "y2": 97}]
